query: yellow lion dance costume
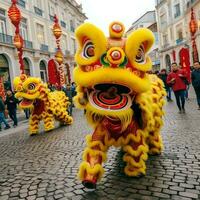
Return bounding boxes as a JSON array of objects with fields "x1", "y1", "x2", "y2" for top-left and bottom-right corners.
[
  {"x1": 13, "y1": 74, "x2": 73, "y2": 135},
  {"x1": 73, "y1": 22, "x2": 166, "y2": 189}
]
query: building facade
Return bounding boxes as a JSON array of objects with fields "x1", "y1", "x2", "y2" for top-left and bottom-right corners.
[
  {"x1": 0, "y1": 0, "x2": 86, "y2": 89},
  {"x1": 126, "y1": 11, "x2": 160, "y2": 72},
  {"x1": 156, "y1": 0, "x2": 200, "y2": 72}
]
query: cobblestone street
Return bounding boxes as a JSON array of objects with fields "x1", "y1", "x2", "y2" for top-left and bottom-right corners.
[{"x1": 0, "y1": 93, "x2": 200, "y2": 200}]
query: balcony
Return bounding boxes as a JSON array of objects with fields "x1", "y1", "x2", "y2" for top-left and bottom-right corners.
[
  {"x1": 34, "y1": 6, "x2": 43, "y2": 16},
  {"x1": 40, "y1": 44, "x2": 49, "y2": 52},
  {"x1": 17, "y1": 0, "x2": 26, "y2": 8},
  {"x1": 61, "y1": 21, "x2": 66, "y2": 28},
  {"x1": 24, "y1": 40, "x2": 33, "y2": 49},
  {"x1": 70, "y1": 26, "x2": 75, "y2": 32},
  {"x1": 0, "y1": 33, "x2": 13, "y2": 45}
]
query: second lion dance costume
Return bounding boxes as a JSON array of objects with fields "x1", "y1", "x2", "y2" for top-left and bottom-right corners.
[
  {"x1": 73, "y1": 22, "x2": 166, "y2": 189},
  {"x1": 13, "y1": 74, "x2": 73, "y2": 135}
]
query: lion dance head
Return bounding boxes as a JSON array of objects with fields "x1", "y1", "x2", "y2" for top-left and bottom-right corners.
[{"x1": 74, "y1": 21, "x2": 155, "y2": 129}]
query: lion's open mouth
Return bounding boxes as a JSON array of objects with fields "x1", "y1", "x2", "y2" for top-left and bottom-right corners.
[
  {"x1": 20, "y1": 98, "x2": 34, "y2": 107},
  {"x1": 88, "y1": 83, "x2": 133, "y2": 111}
]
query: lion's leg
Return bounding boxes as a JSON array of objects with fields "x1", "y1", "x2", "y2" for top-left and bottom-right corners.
[
  {"x1": 123, "y1": 130, "x2": 149, "y2": 176},
  {"x1": 148, "y1": 116, "x2": 163, "y2": 155},
  {"x1": 148, "y1": 131, "x2": 163, "y2": 155},
  {"x1": 56, "y1": 111, "x2": 73, "y2": 125},
  {"x1": 29, "y1": 114, "x2": 40, "y2": 135},
  {"x1": 78, "y1": 125, "x2": 108, "y2": 189},
  {"x1": 43, "y1": 112, "x2": 55, "y2": 132}
]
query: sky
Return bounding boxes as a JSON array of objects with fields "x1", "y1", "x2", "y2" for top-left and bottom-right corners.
[{"x1": 78, "y1": 0, "x2": 156, "y2": 35}]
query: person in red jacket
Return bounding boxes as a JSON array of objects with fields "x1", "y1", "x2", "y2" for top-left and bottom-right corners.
[{"x1": 167, "y1": 62, "x2": 188, "y2": 113}]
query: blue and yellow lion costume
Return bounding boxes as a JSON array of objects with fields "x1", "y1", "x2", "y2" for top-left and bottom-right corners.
[
  {"x1": 73, "y1": 22, "x2": 166, "y2": 189},
  {"x1": 13, "y1": 74, "x2": 73, "y2": 135}
]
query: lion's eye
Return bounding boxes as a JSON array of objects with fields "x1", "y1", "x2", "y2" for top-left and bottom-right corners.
[
  {"x1": 83, "y1": 40, "x2": 94, "y2": 58},
  {"x1": 28, "y1": 83, "x2": 36, "y2": 90},
  {"x1": 135, "y1": 45, "x2": 145, "y2": 63}
]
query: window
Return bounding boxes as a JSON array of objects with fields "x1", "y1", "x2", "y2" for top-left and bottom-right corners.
[
  {"x1": 40, "y1": 60, "x2": 47, "y2": 82},
  {"x1": 174, "y1": 3, "x2": 181, "y2": 18},
  {"x1": 36, "y1": 23, "x2": 45, "y2": 44},
  {"x1": 71, "y1": 38, "x2": 76, "y2": 54},
  {"x1": 62, "y1": 34, "x2": 67, "y2": 51},
  {"x1": 70, "y1": 20, "x2": 75, "y2": 32},
  {"x1": 20, "y1": 18, "x2": 28, "y2": 41},
  {"x1": 163, "y1": 34, "x2": 168, "y2": 46},
  {"x1": 160, "y1": 13, "x2": 167, "y2": 28},
  {"x1": 0, "y1": 9, "x2": 6, "y2": 34},
  {"x1": 49, "y1": 2, "x2": 55, "y2": 21},
  {"x1": 17, "y1": 0, "x2": 26, "y2": 8},
  {"x1": 34, "y1": 0, "x2": 43, "y2": 16},
  {"x1": 35, "y1": 0, "x2": 42, "y2": 8}
]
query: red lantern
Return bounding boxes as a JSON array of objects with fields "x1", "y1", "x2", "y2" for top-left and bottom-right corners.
[
  {"x1": 8, "y1": 0, "x2": 21, "y2": 27},
  {"x1": 189, "y1": 8, "x2": 198, "y2": 37},
  {"x1": 13, "y1": 34, "x2": 23, "y2": 49},
  {"x1": 53, "y1": 15, "x2": 62, "y2": 39},
  {"x1": 55, "y1": 50, "x2": 64, "y2": 65}
]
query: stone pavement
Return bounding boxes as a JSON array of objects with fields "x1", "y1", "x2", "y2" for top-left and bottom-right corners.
[{"x1": 0, "y1": 92, "x2": 200, "y2": 200}]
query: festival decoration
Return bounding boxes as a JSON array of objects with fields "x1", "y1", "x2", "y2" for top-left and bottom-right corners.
[
  {"x1": 13, "y1": 74, "x2": 73, "y2": 135},
  {"x1": 189, "y1": 8, "x2": 199, "y2": 62},
  {"x1": 8, "y1": 0, "x2": 24, "y2": 74},
  {"x1": 73, "y1": 22, "x2": 166, "y2": 189},
  {"x1": 53, "y1": 15, "x2": 65, "y2": 87}
]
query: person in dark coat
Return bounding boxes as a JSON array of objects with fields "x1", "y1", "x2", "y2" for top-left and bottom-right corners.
[
  {"x1": 159, "y1": 69, "x2": 172, "y2": 101},
  {"x1": 191, "y1": 61, "x2": 200, "y2": 110},
  {"x1": 5, "y1": 90, "x2": 19, "y2": 127},
  {"x1": 64, "y1": 84, "x2": 73, "y2": 116},
  {"x1": 0, "y1": 96, "x2": 10, "y2": 131}
]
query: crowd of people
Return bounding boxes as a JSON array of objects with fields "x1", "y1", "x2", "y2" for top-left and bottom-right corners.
[
  {"x1": 157, "y1": 61, "x2": 200, "y2": 113},
  {"x1": 0, "y1": 62, "x2": 200, "y2": 131}
]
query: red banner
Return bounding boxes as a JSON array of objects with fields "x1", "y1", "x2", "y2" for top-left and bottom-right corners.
[
  {"x1": 179, "y1": 48, "x2": 191, "y2": 83},
  {"x1": 48, "y1": 59, "x2": 60, "y2": 86}
]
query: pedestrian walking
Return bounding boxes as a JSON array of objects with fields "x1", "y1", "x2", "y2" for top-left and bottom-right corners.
[
  {"x1": 167, "y1": 62, "x2": 188, "y2": 113},
  {"x1": 0, "y1": 96, "x2": 10, "y2": 131},
  {"x1": 5, "y1": 90, "x2": 19, "y2": 127},
  {"x1": 24, "y1": 108, "x2": 31, "y2": 119},
  {"x1": 191, "y1": 61, "x2": 200, "y2": 110},
  {"x1": 159, "y1": 69, "x2": 172, "y2": 101},
  {"x1": 65, "y1": 84, "x2": 73, "y2": 116}
]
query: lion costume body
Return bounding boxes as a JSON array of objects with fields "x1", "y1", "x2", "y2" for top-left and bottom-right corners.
[
  {"x1": 73, "y1": 22, "x2": 166, "y2": 189},
  {"x1": 14, "y1": 74, "x2": 73, "y2": 135}
]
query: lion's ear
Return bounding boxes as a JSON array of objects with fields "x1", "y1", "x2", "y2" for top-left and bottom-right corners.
[
  {"x1": 75, "y1": 23, "x2": 107, "y2": 66},
  {"x1": 125, "y1": 28, "x2": 154, "y2": 72}
]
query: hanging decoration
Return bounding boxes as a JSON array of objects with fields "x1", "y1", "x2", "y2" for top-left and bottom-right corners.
[
  {"x1": 8, "y1": 0, "x2": 24, "y2": 74},
  {"x1": 189, "y1": 8, "x2": 199, "y2": 62},
  {"x1": 52, "y1": 15, "x2": 66, "y2": 88}
]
